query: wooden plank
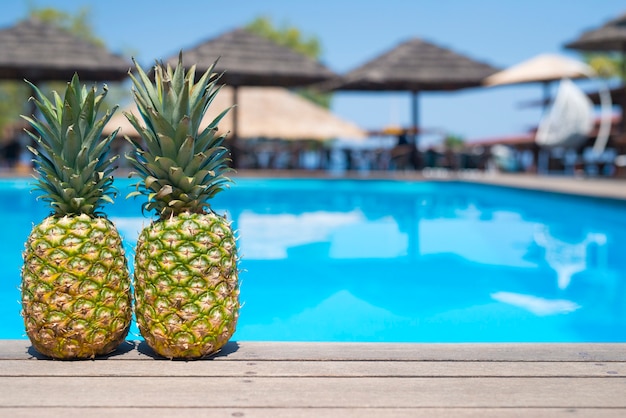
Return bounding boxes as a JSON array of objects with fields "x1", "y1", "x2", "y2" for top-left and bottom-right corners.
[
  {"x1": 2, "y1": 359, "x2": 625, "y2": 378},
  {"x1": 0, "y1": 407, "x2": 626, "y2": 418},
  {"x1": 2, "y1": 340, "x2": 626, "y2": 361},
  {"x1": 211, "y1": 342, "x2": 626, "y2": 362},
  {"x1": 0, "y1": 376, "x2": 624, "y2": 408},
  {"x1": 2, "y1": 341, "x2": 625, "y2": 416},
  {"x1": 1, "y1": 407, "x2": 625, "y2": 418}
]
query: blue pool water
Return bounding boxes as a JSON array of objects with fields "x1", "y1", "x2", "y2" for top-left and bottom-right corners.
[{"x1": 1, "y1": 177, "x2": 626, "y2": 342}]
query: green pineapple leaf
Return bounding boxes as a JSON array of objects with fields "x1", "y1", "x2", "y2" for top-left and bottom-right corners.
[
  {"x1": 125, "y1": 53, "x2": 233, "y2": 218},
  {"x1": 21, "y1": 73, "x2": 120, "y2": 217}
]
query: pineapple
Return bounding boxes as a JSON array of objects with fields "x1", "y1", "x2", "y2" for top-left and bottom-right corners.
[
  {"x1": 125, "y1": 54, "x2": 239, "y2": 359},
  {"x1": 20, "y1": 75, "x2": 132, "y2": 359}
]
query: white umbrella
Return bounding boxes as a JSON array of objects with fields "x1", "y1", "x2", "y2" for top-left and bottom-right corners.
[
  {"x1": 482, "y1": 53, "x2": 593, "y2": 88},
  {"x1": 483, "y1": 54, "x2": 593, "y2": 113}
]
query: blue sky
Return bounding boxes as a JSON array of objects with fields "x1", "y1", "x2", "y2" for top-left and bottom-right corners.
[{"x1": 2, "y1": 0, "x2": 624, "y2": 145}]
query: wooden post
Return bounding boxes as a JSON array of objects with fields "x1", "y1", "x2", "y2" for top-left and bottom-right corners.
[{"x1": 231, "y1": 86, "x2": 240, "y2": 168}]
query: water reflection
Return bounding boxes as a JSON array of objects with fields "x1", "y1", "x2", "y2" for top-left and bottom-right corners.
[
  {"x1": 534, "y1": 226, "x2": 607, "y2": 289},
  {"x1": 229, "y1": 187, "x2": 616, "y2": 294},
  {"x1": 234, "y1": 210, "x2": 611, "y2": 296},
  {"x1": 419, "y1": 208, "x2": 539, "y2": 268},
  {"x1": 219, "y1": 181, "x2": 626, "y2": 342},
  {"x1": 237, "y1": 210, "x2": 408, "y2": 259}
]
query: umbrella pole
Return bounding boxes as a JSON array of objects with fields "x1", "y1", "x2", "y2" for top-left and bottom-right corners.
[
  {"x1": 411, "y1": 90, "x2": 420, "y2": 169},
  {"x1": 541, "y1": 81, "x2": 551, "y2": 115},
  {"x1": 231, "y1": 86, "x2": 240, "y2": 168},
  {"x1": 622, "y1": 44, "x2": 626, "y2": 133},
  {"x1": 536, "y1": 81, "x2": 552, "y2": 173},
  {"x1": 411, "y1": 90, "x2": 419, "y2": 145}
]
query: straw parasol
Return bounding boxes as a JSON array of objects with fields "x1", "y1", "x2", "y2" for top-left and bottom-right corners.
[
  {"x1": 161, "y1": 28, "x2": 338, "y2": 166},
  {"x1": 166, "y1": 28, "x2": 336, "y2": 87},
  {"x1": 0, "y1": 17, "x2": 130, "y2": 82},
  {"x1": 326, "y1": 37, "x2": 499, "y2": 149},
  {"x1": 104, "y1": 86, "x2": 366, "y2": 141},
  {"x1": 0, "y1": 17, "x2": 130, "y2": 128},
  {"x1": 564, "y1": 11, "x2": 626, "y2": 129},
  {"x1": 564, "y1": 12, "x2": 626, "y2": 53}
]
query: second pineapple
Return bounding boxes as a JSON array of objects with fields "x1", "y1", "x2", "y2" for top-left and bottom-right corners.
[{"x1": 125, "y1": 55, "x2": 240, "y2": 359}]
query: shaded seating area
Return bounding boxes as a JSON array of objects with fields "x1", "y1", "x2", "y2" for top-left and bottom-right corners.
[{"x1": 464, "y1": 113, "x2": 624, "y2": 177}]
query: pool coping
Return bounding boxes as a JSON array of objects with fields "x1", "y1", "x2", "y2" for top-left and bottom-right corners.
[
  {"x1": 4, "y1": 168, "x2": 626, "y2": 200},
  {"x1": 228, "y1": 169, "x2": 626, "y2": 202}
]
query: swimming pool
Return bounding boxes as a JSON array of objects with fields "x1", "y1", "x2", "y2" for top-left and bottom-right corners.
[{"x1": 2, "y1": 177, "x2": 625, "y2": 342}]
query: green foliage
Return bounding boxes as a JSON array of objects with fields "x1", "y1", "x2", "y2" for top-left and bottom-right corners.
[
  {"x1": 0, "y1": 82, "x2": 30, "y2": 138},
  {"x1": 21, "y1": 74, "x2": 119, "y2": 216},
  {"x1": 27, "y1": 3, "x2": 105, "y2": 47},
  {"x1": 295, "y1": 85, "x2": 332, "y2": 109},
  {"x1": 0, "y1": 4, "x2": 128, "y2": 142},
  {"x1": 246, "y1": 16, "x2": 321, "y2": 59},
  {"x1": 443, "y1": 134, "x2": 465, "y2": 151},
  {"x1": 583, "y1": 53, "x2": 624, "y2": 80},
  {"x1": 245, "y1": 16, "x2": 332, "y2": 109}
]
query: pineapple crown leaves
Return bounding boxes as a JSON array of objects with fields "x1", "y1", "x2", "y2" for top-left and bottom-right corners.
[
  {"x1": 21, "y1": 74, "x2": 120, "y2": 217},
  {"x1": 125, "y1": 52, "x2": 233, "y2": 219}
]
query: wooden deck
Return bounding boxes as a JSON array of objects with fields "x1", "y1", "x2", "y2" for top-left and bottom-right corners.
[{"x1": 1, "y1": 340, "x2": 625, "y2": 417}]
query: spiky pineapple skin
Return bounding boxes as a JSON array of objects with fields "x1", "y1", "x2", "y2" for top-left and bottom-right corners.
[
  {"x1": 21, "y1": 214, "x2": 132, "y2": 359},
  {"x1": 134, "y1": 212, "x2": 239, "y2": 359}
]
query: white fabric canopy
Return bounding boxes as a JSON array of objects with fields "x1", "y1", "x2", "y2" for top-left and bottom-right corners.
[
  {"x1": 482, "y1": 54, "x2": 593, "y2": 86},
  {"x1": 535, "y1": 79, "x2": 594, "y2": 148}
]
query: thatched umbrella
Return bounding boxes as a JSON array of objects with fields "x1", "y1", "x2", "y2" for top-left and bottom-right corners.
[
  {"x1": 0, "y1": 17, "x2": 129, "y2": 83},
  {"x1": 564, "y1": 11, "x2": 626, "y2": 130},
  {"x1": 564, "y1": 12, "x2": 626, "y2": 56},
  {"x1": 105, "y1": 86, "x2": 366, "y2": 140},
  {"x1": 162, "y1": 28, "x2": 337, "y2": 166},
  {"x1": 326, "y1": 38, "x2": 499, "y2": 152},
  {"x1": 0, "y1": 17, "x2": 130, "y2": 121},
  {"x1": 0, "y1": 17, "x2": 130, "y2": 165}
]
